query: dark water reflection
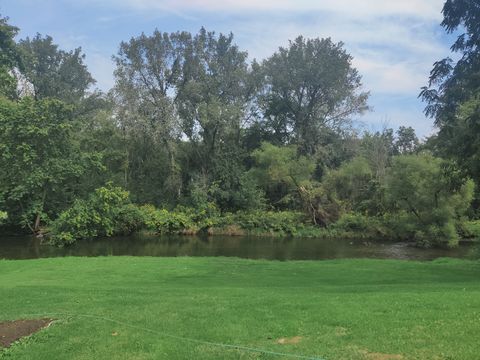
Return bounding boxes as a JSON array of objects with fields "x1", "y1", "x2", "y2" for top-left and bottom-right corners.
[{"x1": 0, "y1": 233, "x2": 476, "y2": 261}]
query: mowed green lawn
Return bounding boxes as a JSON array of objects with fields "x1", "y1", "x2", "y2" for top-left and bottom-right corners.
[{"x1": 1, "y1": 257, "x2": 479, "y2": 359}]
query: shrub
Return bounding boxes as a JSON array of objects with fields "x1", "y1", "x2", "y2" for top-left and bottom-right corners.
[
  {"x1": 50, "y1": 199, "x2": 99, "y2": 243},
  {"x1": 380, "y1": 211, "x2": 417, "y2": 241},
  {"x1": 331, "y1": 213, "x2": 384, "y2": 237},
  {"x1": 176, "y1": 203, "x2": 221, "y2": 230},
  {"x1": 233, "y1": 210, "x2": 305, "y2": 235},
  {"x1": 149, "y1": 209, "x2": 196, "y2": 235},
  {"x1": 138, "y1": 204, "x2": 159, "y2": 231},
  {"x1": 333, "y1": 213, "x2": 371, "y2": 232},
  {"x1": 384, "y1": 155, "x2": 475, "y2": 247},
  {"x1": 330, "y1": 211, "x2": 463, "y2": 246},
  {"x1": 51, "y1": 231, "x2": 76, "y2": 246},
  {"x1": 323, "y1": 157, "x2": 378, "y2": 213},
  {"x1": 459, "y1": 220, "x2": 480, "y2": 240},
  {"x1": 331, "y1": 213, "x2": 392, "y2": 241},
  {"x1": 50, "y1": 184, "x2": 145, "y2": 245},
  {"x1": 144, "y1": 203, "x2": 222, "y2": 235},
  {"x1": 413, "y1": 221, "x2": 459, "y2": 248},
  {"x1": 0, "y1": 211, "x2": 7, "y2": 225},
  {"x1": 115, "y1": 204, "x2": 146, "y2": 235}
]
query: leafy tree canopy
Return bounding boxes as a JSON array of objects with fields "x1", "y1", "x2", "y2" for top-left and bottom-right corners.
[
  {"x1": 0, "y1": 15, "x2": 20, "y2": 98},
  {"x1": 258, "y1": 36, "x2": 369, "y2": 156},
  {"x1": 18, "y1": 34, "x2": 95, "y2": 102},
  {"x1": 421, "y1": 0, "x2": 480, "y2": 182}
]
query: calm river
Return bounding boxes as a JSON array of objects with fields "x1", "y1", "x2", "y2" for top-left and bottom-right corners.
[{"x1": 0, "y1": 233, "x2": 476, "y2": 260}]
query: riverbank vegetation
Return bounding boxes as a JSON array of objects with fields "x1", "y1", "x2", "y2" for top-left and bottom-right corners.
[
  {"x1": 1, "y1": 0, "x2": 480, "y2": 247},
  {"x1": 1, "y1": 257, "x2": 480, "y2": 359}
]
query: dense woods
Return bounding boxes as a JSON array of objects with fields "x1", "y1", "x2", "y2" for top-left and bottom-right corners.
[{"x1": 1, "y1": 0, "x2": 479, "y2": 247}]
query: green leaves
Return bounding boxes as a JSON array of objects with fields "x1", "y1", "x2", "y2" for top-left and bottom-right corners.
[
  {"x1": 18, "y1": 34, "x2": 94, "y2": 103},
  {"x1": 0, "y1": 210, "x2": 7, "y2": 224},
  {"x1": 258, "y1": 36, "x2": 369, "y2": 155},
  {"x1": 0, "y1": 15, "x2": 21, "y2": 99},
  {"x1": 384, "y1": 154, "x2": 474, "y2": 247},
  {"x1": 324, "y1": 156, "x2": 376, "y2": 213},
  {"x1": 421, "y1": 1, "x2": 480, "y2": 194},
  {"x1": 0, "y1": 97, "x2": 86, "y2": 231},
  {"x1": 50, "y1": 184, "x2": 138, "y2": 245}
]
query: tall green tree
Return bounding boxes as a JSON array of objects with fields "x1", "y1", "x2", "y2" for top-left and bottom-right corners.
[
  {"x1": 18, "y1": 34, "x2": 95, "y2": 103},
  {"x1": 0, "y1": 15, "x2": 21, "y2": 99},
  {"x1": 395, "y1": 126, "x2": 419, "y2": 154},
  {"x1": 75, "y1": 97, "x2": 126, "y2": 196},
  {"x1": 249, "y1": 142, "x2": 316, "y2": 211},
  {"x1": 258, "y1": 36, "x2": 369, "y2": 156},
  {"x1": 385, "y1": 154, "x2": 474, "y2": 247},
  {"x1": 175, "y1": 28, "x2": 255, "y2": 175},
  {"x1": 0, "y1": 97, "x2": 95, "y2": 232},
  {"x1": 113, "y1": 29, "x2": 182, "y2": 205},
  {"x1": 359, "y1": 128, "x2": 395, "y2": 181},
  {"x1": 324, "y1": 156, "x2": 378, "y2": 214},
  {"x1": 421, "y1": 0, "x2": 480, "y2": 183}
]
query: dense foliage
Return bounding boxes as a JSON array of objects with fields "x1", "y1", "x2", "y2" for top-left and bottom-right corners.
[
  {"x1": 0, "y1": 210, "x2": 7, "y2": 224},
  {"x1": 0, "y1": 97, "x2": 94, "y2": 232},
  {"x1": 1, "y1": 1, "x2": 479, "y2": 247},
  {"x1": 421, "y1": 0, "x2": 480, "y2": 203},
  {"x1": 50, "y1": 184, "x2": 143, "y2": 245}
]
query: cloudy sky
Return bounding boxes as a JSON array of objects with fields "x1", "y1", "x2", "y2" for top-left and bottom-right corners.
[{"x1": 1, "y1": 0, "x2": 455, "y2": 137}]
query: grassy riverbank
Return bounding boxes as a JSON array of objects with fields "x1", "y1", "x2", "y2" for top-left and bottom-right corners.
[{"x1": 1, "y1": 257, "x2": 480, "y2": 359}]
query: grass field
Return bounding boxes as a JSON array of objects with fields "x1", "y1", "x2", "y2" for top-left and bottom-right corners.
[{"x1": 1, "y1": 257, "x2": 479, "y2": 359}]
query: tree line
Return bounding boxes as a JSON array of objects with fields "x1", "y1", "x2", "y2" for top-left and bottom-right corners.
[{"x1": 0, "y1": 0, "x2": 478, "y2": 247}]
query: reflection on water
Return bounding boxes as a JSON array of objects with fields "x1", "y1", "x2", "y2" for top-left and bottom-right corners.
[{"x1": 0, "y1": 233, "x2": 476, "y2": 261}]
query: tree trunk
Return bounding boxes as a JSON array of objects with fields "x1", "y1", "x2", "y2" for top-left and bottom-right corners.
[
  {"x1": 34, "y1": 213, "x2": 41, "y2": 233},
  {"x1": 34, "y1": 186, "x2": 48, "y2": 234}
]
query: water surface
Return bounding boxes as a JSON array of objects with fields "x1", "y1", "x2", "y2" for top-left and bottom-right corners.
[{"x1": 0, "y1": 234, "x2": 475, "y2": 261}]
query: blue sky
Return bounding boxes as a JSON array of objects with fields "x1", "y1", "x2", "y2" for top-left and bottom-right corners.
[{"x1": 1, "y1": 0, "x2": 456, "y2": 137}]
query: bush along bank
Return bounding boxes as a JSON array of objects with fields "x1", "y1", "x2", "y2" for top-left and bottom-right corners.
[
  {"x1": 46, "y1": 184, "x2": 480, "y2": 248},
  {"x1": 49, "y1": 187, "x2": 322, "y2": 245}
]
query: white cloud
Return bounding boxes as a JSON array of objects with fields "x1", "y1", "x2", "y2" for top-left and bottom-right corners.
[
  {"x1": 223, "y1": 14, "x2": 447, "y2": 97},
  {"x1": 67, "y1": 0, "x2": 448, "y2": 134},
  {"x1": 71, "y1": 0, "x2": 448, "y2": 98},
  {"x1": 352, "y1": 47, "x2": 439, "y2": 95},
  {"x1": 109, "y1": 0, "x2": 444, "y2": 20}
]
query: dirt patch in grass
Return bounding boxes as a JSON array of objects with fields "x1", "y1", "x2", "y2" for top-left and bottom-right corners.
[
  {"x1": 276, "y1": 336, "x2": 302, "y2": 345},
  {"x1": 0, "y1": 319, "x2": 53, "y2": 347}
]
